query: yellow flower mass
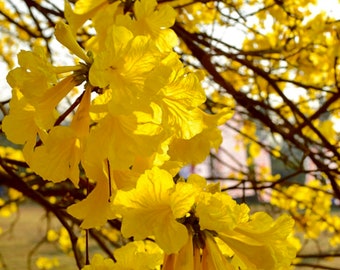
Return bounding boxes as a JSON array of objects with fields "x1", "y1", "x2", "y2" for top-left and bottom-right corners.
[{"x1": 2, "y1": 0, "x2": 298, "y2": 268}]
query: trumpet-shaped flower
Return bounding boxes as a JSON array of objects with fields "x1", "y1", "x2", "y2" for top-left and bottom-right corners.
[
  {"x1": 196, "y1": 192, "x2": 250, "y2": 232},
  {"x1": 82, "y1": 241, "x2": 163, "y2": 270},
  {"x1": 24, "y1": 86, "x2": 91, "y2": 186},
  {"x1": 162, "y1": 230, "x2": 194, "y2": 270},
  {"x1": 167, "y1": 107, "x2": 232, "y2": 164},
  {"x1": 67, "y1": 175, "x2": 116, "y2": 229},
  {"x1": 192, "y1": 184, "x2": 297, "y2": 270},
  {"x1": 64, "y1": 0, "x2": 110, "y2": 34},
  {"x1": 89, "y1": 25, "x2": 161, "y2": 96},
  {"x1": 2, "y1": 89, "x2": 42, "y2": 145},
  {"x1": 3, "y1": 76, "x2": 77, "y2": 151},
  {"x1": 144, "y1": 56, "x2": 206, "y2": 140},
  {"x1": 34, "y1": 76, "x2": 78, "y2": 128},
  {"x1": 201, "y1": 231, "x2": 234, "y2": 270},
  {"x1": 86, "y1": 2, "x2": 123, "y2": 53},
  {"x1": 113, "y1": 167, "x2": 196, "y2": 254},
  {"x1": 160, "y1": 177, "x2": 297, "y2": 270},
  {"x1": 83, "y1": 109, "x2": 163, "y2": 174},
  {"x1": 117, "y1": 0, "x2": 178, "y2": 51},
  {"x1": 218, "y1": 213, "x2": 296, "y2": 270},
  {"x1": 6, "y1": 47, "x2": 57, "y2": 99}
]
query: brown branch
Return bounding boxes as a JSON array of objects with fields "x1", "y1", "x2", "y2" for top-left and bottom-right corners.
[
  {"x1": 173, "y1": 22, "x2": 340, "y2": 200},
  {"x1": 0, "y1": 160, "x2": 84, "y2": 269}
]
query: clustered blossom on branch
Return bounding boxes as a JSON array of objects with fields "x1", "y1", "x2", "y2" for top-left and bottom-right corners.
[{"x1": 2, "y1": 0, "x2": 298, "y2": 269}]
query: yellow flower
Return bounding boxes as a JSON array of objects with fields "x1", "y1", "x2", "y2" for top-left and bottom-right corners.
[
  {"x1": 73, "y1": 0, "x2": 108, "y2": 15},
  {"x1": 82, "y1": 254, "x2": 115, "y2": 270},
  {"x1": 83, "y1": 111, "x2": 163, "y2": 174},
  {"x1": 194, "y1": 189, "x2": 297, "y2": 270},
  {"x1": 3, "y1": 40, "x2": 88, "y2": 148},
  {"x1": 86, "y1": 2, "x2": 122, "y2": 53},
  {"x1": 144, "y1": 55, "x2": 206, "y2": 140},
  {"x1": 2, "y1": 89, "x2": 42, "y2": 145},
  {"x1": 218, "y1": 213, "x2": 297, "y2": 270},
  {"x1": 112, "y1": 241, "x2": 163, "y2": 270},
  {"x1": 64, "y1": 0, "x2": 110, "y2": 34},
  {"x1": 196, "y1": 192, "x2": 249, "y2": 232},
  {"x1": 89, "y1": 25, "x2": 160, "y2": 94},
  {"x1": 34, "y1": 76, "x2": 78, "y2": 128},
  {"x1": 82, "y1": 241, "x2": 163, "y2": 270},
  {"x1": 167, "y1": 107, "x2": 232, "y2": 165},
  {"x1": 35, "y1": 257, "x2": 59, "y2": 269},
  {"x1": 201, "y1": 231, "x2": 234, "y2": 270},
  {"x1": 117, "y1": 0, "x2": 178, "y2": 51},
  {"x1": 161, "y1": 180, "x2": 297, "y2": 270},
  {"x1": 113, "y1": 167, "x2": 196, "y2": 254},
  {"x1": 55, "y1": 21, "x2": 91, "y2": 63},
  {"x1": 24, "y1": 86, "x2": 91, "y2": 186},
  {"x1": 6, "y1": 46, "x2": 57, "y2": 99},
  {"x1": 67, "y1": 176, "x2": 116, "y2": 228}
]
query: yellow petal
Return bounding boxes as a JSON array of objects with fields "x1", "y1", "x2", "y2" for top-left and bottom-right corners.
[
  {"x1": 70, "y1": 85, "x2": 91, "y2": 136},
  {"x1": 67, "y1": 180, "x2": 116, "y2": 228},
  {"x1": 218, "y1": 213, "x2": 297, "y2": 270},
  {"x1": 114, "y1": 167, "x2": 193, "y2": 254},
  {"x1": 25, "y1": 126, "x2": 81, "y2": 186},
  {"x1": 73, "y1": 0, "x2": 107, "y2": 15},
  {"x1": 64, "y1": 0, "x2": 106, "y2": 34},
  {"x1": 202, "y1": 232, "x2": 234, "y2": 270},
  {"x1": 2, "y1": 89, "x2": 38, "y2": 144}
]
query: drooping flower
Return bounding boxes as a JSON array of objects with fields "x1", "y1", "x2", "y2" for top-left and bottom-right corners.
[
  {"x1": 167, "y1": 107, "x2": 232, "y2": 165},
  {"x1": 160, "y1": 177, "x2": 297, "y2": 270},
  {"x1": 24, "y1": 85, "x2": 91, "y2": 186},
  {"x1": 64, "y1": 0, "x2": 110, "y2": 35},
  {"x1": 67, "y1": 174, "x2": 117, "y2": 229},
  {"x1": 192, "y1": 181, "x2": 297, "y2": 270},
  {"x1": 218, "y1": 213, "x2": 296, "y2": 270}
]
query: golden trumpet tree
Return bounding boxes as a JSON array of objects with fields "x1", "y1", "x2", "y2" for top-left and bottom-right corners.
[{"x1": 0, "y1": 0, "x2": 339, "y2": 269}]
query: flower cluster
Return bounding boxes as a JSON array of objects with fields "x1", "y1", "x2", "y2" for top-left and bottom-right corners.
[
  {"x1": 113, "y1": 168, "x2": 297, "y2": 269},
  {"x1": 271, "y1": 180, "x2": 340, "y2": 247},
  {"x1": 3, "y1": 0, "x2": 297, "y2": 268}
]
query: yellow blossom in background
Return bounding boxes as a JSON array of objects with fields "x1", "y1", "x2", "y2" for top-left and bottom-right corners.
[
  {"x1": 0, "y1": 198, "x2": 18, "y2": 217},
  {"x1": 35, "y1": 257, "x2": 60, "y2": 270},
  {"x1": 271, "y1": 180, "x2": 340, "y2": 246},
  {"x1": 0, "y1": 146, "x2": 24, "y2": 163}
]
